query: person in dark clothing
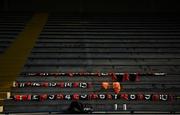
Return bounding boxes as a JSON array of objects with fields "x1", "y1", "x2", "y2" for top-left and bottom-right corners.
[{"x1": 65, "y1": 101, "x2": 92, "y2": 114}]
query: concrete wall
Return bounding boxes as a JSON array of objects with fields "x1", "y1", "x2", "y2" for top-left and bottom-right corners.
[{"x1": 1, "y1": 0, "x2": 180, "y2": 13}]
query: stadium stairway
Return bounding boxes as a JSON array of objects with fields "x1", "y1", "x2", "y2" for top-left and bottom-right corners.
[
  {"x1": 0, "y1": 12, "x2": 32, "y2": 111},
  {"x1": 0, "y1": 12, "x2": 48, "y2": 112},
  {"x1": 1, "y1": 13, "x2": 180, "y2": 113},
  {"x1": 0, "y1": 12, "x2": 31, "y2": 54}
]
